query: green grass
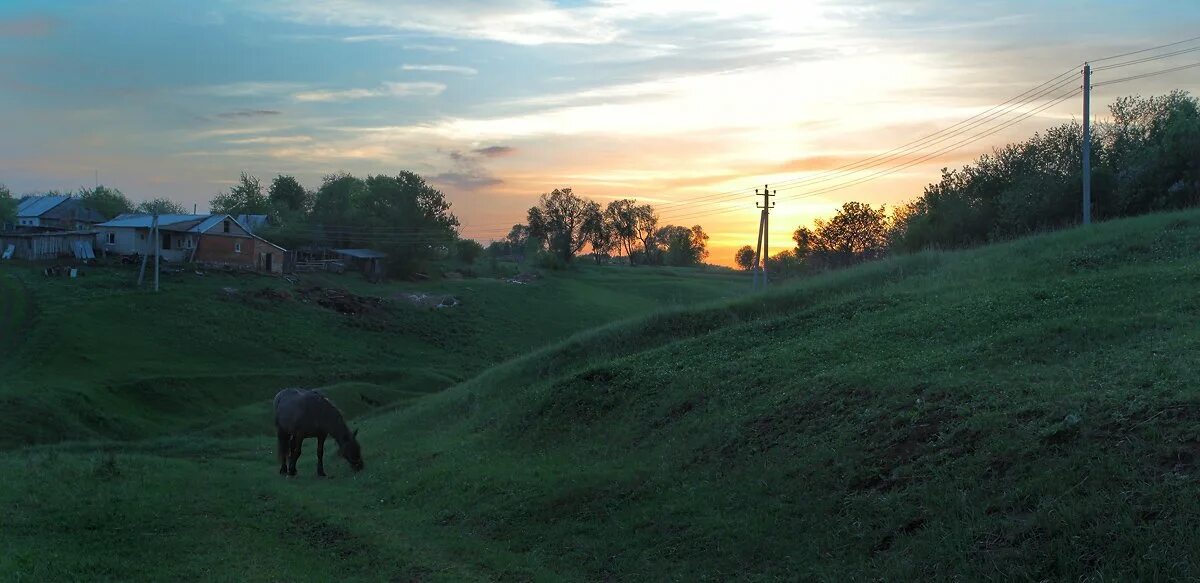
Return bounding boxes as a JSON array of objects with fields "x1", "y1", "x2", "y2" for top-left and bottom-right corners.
[{"x1": 3, "y1": 212, "x2": 1200, "y2": 580}]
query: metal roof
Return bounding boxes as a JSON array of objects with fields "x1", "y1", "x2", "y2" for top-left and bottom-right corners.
[
  {"x1": 334, "y1": 248, "x2": 387, "y2": 259},
  {"x1": 236, "y1": 214, "x2": 269, "y2": 233},
  {"x1": 97, "y1": 214, "x2": 211, "y2": 228},
  {"x1": 16, "y1": 195, "x2": 70, "y2": 217}
]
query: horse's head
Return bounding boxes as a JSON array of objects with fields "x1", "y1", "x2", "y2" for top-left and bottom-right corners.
[{"x1": 340, "y1": 428, "x2": 364, "y2": 471}]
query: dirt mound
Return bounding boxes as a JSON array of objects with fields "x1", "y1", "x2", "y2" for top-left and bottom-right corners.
[{"x1": 296, "y1": 286, "x2": 385, "y2": 315}]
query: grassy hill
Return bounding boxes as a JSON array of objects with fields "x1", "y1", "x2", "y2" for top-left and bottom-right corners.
[{"x1": 3, "y1": 210, "x2": 1200, "y2": 580}]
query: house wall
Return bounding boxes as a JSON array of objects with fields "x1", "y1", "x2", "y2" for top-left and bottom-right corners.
[
  {"x1": 253, "y1": 240, "x2": 285, "y2": 274},
  {"x1": 194, "y1": 234, "x2": 255, "y2": 266},
  {"x1": 96, "y1": 227, "x2": 191, "y2": 261}
]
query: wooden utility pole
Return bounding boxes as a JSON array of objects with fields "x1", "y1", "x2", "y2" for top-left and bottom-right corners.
[
  {"x1": 153, "y1": 213, "x2": 161, "y2": 292},
  {"x1": 1082, "y1": 63, "x2": 1093, "y2": 225},
  {"x1": 137, "y1": 213, "x2": 159, "y2": 287},
  {"x1": 752, "y1": 184, "x2": 775, "y2": 291}
]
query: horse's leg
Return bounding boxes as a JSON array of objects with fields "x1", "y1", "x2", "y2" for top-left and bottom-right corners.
[
  {"x1": 316, "y1": 434, "x2": 327, "y2": 477},
  {"x1": 287, "y1": 435, "x2": 302, "y2": 476},
  {"x1": 277, "y1": 429, "x2": 290, "y2": 475}
]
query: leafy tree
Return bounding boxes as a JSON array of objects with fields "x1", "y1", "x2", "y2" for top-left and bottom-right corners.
[
  {"x1": 792, "y1": 226, "x2": 816, "y2": 260},
  {"x1": 734, "y1": 245, "x2": 756, "y2": 271},
  {"x1": 581, "y1": 204, "x2": 614, "y2": 264},
  {"x1": 604, "y1": 199, "x2": 641, "y2": 265},
  {"x1": 811, "y1": 202, "x2": 890, "y2": 267},
  {"x1": 632, "y1": 204, "x2": 659, "y2": 263},
  {"x1": 269, "y1": 175, "x2": 312, "y2": 213},
  {"x1": 135, "y1": 197, "x2": 188, "y2": 215},
  {"x1": 357, "y1": 172, "x2": 461, "y2": 274},
  {"x1": 210, "y1": 172, "x2": 271, "y2": 215},
  {"x1": 311, "y1": 172, "x2": 366, "y2": 231},
  {"x1": 455, "y1": 239, "x2": 485, "y2": 264},
  {"x1": 0, "y1": 184, "x2": 15, "y2": 227},
  {"x1": 77, "y1": 185, "x2": 133, "y2": 219},
  {"x1": 656, "y1": 224, "x2": 709, "y2": 266},
  {"x1": 526, "y1": 188, "x2": 594, "y2": 262}
]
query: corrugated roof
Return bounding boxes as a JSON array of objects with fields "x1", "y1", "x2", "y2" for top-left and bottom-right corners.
[
  {"x1": 16, "y1": 195, "x2": 70, "y2": 217},
  {"x1": 97, "y1": 214, "x2": 211, "y2": 228},
  {"x1": 191, "y1": 215, "x2": 227, "y2": 233},
  {"x1": 334, "y1": 248, "x2": 387, "y2": 259},
  {"x1": 236, "y1": 214, "x2": 269, "y2": 233}
]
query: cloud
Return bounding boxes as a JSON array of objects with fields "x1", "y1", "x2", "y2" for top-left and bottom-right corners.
[
  {"x1": 191, "y1": 82, "x2": 307, "y2": 97},
  {"x1": 432, "y1": 149, "x2": 505, "y2": 191},
  {"x1": 474, "y1": 145, "x2": 515, "y2": 157},
  {"x1": 404, "y1": 43, "x2": 457, "y2": 52},
  {"x1": 0, "y1": 16, "x2": 58, "y2": 38},
  {"x1": 216, "y1": 109, "x2": 282, "y2": 118},
  {"x1": 224, "y1": 135, "x2": 313, "y2": 145},
  {"x1": 402, "y1": 64, "x2": 478, "y2": 75},
  {"x1": 293, "y1": 81, "x2": 446, "y2": 102}
]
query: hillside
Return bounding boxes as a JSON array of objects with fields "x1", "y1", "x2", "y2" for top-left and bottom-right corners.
[{"x1": 3, "y1": 210, "x2": 1200, "y2": 580}]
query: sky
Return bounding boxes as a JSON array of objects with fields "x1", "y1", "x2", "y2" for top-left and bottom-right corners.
[{"x1": 2, "y1": 1, "x2": 1199, "y2": 264}]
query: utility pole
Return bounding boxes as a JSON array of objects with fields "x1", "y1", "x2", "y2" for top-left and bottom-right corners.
[
  {"x1": 153, "y1": 213, "x2": 161, "y2": 292},
  {"x1": 138, "y1": 213, "x2": 159, "y2": 287},
  {"x1": 1082, "y1": 63, "x2": 1092, "y2": 225},
  {"x1": 752, "y1": 184, "x2": 775, "y2": 291}
]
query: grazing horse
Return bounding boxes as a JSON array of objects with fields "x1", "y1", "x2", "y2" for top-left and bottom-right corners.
[{"x1": 273, "y1": 388, "x2": 364, "y2": 477}]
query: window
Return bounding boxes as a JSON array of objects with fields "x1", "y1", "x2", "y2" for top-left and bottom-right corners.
[
  {"x1": 183, "y1": 237, "x2": 193, "y2": 249},
  {"x1": 234, "y1": 241, "x2": 242, "y2": 253},
  {"x1": 106, "y1": 232, "x2": 115, "y2": 245},
  {"x1": 223, "y1": 220, "x2": 231, "y2": 234}
]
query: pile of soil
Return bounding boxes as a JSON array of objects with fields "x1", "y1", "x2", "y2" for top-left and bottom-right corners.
[{"x1": 296, "y1": 286, "x2": 385, "y2": 315}]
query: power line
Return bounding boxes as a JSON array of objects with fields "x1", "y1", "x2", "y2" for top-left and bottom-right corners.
[
  {"x1": 1090, "y1": 34, "x2": 1200, "y2": 63},
  {"x1": 1093, "y1": 61, "x2": 1200, "y2": 87},
  {"x1": 780, "y1": 87, "x2": 1082, "y2": 201},
  {"x1": 1093, "y1": 46, "x2": 1200, "y2": 71}
]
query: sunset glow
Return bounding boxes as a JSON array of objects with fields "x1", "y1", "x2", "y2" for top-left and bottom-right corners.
[{"x1": 3, "y1": 1, "x2": 1198, "y2": 264}]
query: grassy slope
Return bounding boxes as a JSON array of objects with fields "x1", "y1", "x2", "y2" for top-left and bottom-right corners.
[
  {"x1": 0, "y1": 263, "x2": 743, "y2": 448},
  {"x1": 4, "y1": 211, "x2": 1200, "y2": 580}
]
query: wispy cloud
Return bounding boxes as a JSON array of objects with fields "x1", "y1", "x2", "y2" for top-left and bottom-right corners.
[
  {"x1": 402, "y1": 64, "x2": 477, "y2": 75},
  {"x1": 293, "y1": 81, "x2": 446, "y2": 102},
  {"x1": 474, "y1": 145, "x2": 515, "y2": 158},
  {"x1": 191, "y1": 82, "x2": 306, "y2": 97},
  {"x1": 404, "y1": 43, "x2": 457, "y2": 53},
  {"x1": 216, "y1": 109, "x2": 282, "y2": 119},
  {"x1": 224, "y1": 135, "x2": 313, "y2": 145}
]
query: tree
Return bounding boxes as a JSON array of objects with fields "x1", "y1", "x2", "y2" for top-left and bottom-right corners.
[
  {"x1": 604, "y1": 199, "x2": 640, "y2": 265},
  {"x1": 811, "y1": 201, "x2": 891, "y2": 267},
  {"x1": 0, "y1": 184, "x2": 15, "y2": 227},
  {"x1": 356, "y1": 172, "x2": 461, "y2": 274},
  {"x1": 311, "y1": 172, "x2": 365, "y2": 232},
  {"x1": 269, "y1": 175, "x2": 312, "y2": 213},
  {"x1": 734, "y1": 245, "x2": 756, "y2": 271},
  {"x1": 656, "y1": 224, "x2": 709, "y2": 266},
  {"x1": 135, "y1": 197, "x2": 188, "y2": 215},
  {"x1": 632, "y1": 204, "x2": 659, "y2": 263},
  {"x1": 581, "y1": 204, "x2": 614, "y2": 264},
  {"x1": 210, "y1": 172, "x2": 271, "y2": 215},
  {"x1": 455, "y1": 239, "x2": 484, "y2": 264},
  {"x1": 77, "y1": 185, "x2": 134, "y2": 219},
  {"x1": 525, "y1": 188, "x2": 593, "y2": 262}
]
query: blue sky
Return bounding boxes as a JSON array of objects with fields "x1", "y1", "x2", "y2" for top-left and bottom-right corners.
[{"x1": 2, "y1": 0, "x2": 1198, "y2": 254}]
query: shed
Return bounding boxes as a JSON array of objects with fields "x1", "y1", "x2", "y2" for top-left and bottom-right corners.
[
  {"x1": 0, "y1": 230, "x2": 97, "y2": 261},
  {"x1": 334, "y1": 248, "x2": 387, "y2": 279}
]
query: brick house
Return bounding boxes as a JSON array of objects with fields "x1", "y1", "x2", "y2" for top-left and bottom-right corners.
[{"x1": 95, "y1": 214, "x2": 286, "y2": 274}]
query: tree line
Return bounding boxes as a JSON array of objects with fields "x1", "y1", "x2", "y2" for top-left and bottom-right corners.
[
  {"x1": 0, "y1": 183, "x2": 191, "y2": 225},
  {"x1": 738, "y1": 91, "x2": 1200, "y2": 275},
  {"x1": 489, "y1": 187, "x2": 710, "y2": 268}
]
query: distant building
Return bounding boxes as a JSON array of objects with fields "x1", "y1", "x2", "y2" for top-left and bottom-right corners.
[
  {"x1": 15, "y1": 196, "x2": 106, "y2": 231},
  {"x1": 235, "y1": 214, "x2": 270, "y2": 235},
  {"x1": 95, "y1": 214, "x2": 287, "y2": 273}
]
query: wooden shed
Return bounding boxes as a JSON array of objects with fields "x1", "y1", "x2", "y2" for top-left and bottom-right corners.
[{"x1": 0, "y1": 230, "x2": 97, "y2": 261}]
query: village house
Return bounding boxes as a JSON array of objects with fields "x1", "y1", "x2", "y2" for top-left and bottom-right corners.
[
  {"x1": 14, "y1": 195, "x2": 107, "y2": 231},
  {"x1": 95, "y1": 214, "x2": 287, "y2": 274}
]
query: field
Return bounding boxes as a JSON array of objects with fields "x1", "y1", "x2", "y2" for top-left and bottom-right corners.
[{"x1": 3, "y1": 210, "x2": 1200, "y2": 580}]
